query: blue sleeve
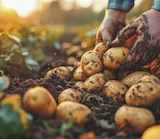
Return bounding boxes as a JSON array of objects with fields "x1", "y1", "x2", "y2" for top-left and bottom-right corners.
[
  {"x1": 107, "y1": 0, "x2": 135, "y2": 11},
  {"x1": 152, "y1": 0, "x2": 160, "y2": 11}
]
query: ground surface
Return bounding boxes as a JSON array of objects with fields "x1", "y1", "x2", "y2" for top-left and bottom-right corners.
[{"x1": 3, "y1": 44, "x2": 160, "y2": 139}]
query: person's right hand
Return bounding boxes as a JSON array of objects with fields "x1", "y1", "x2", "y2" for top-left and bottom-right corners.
[{"x1": 96, "y1": 9, "x2": 127, "y2": 45}]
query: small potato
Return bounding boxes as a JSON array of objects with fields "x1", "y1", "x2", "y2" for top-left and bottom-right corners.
[
  {"x1": 121, "y1": 71, "x2": 151, "y2": 86},
  {"x1": 44, "y1": 66, "x2": 71, "y2": 81},
  {"x1": 103, "y1": 46, "x2": 129, "y2": 70},
  {"x1": 103, "y1": 69, "x2": 116, "y2": 80},
  {"x1": 125, "y1": 74, "x2": 160, "y2": 107},
  {"x1": 80, "y1": 50, "x2": 103, "y2": 76},
  {"x1": 58, "y1": 88, "x2": 83, "y2": 103},
  {"x1": 74, "y1": 81, "x2": 85, "y2": 89},
  {"x1": 103, "y1": 80, "x2": 128, "y2": 102},
  {"x1": 84, "y1": 73, "x2": 107, "y2": 93},
  {"x1": 23, "y1": 86, "x2": 57, "y2": 117},
  {"x1": 67, "y1": 56, "x2": 79, "y2": 66},
  {"x1": 141, "y1": 125, "x2": 160, "y2": 139},
  {"x1": 56, "y1": 101, "x2": 92, "y2": 124},
  {"x1": 114, "y1": 105, "x2": 155, "y2": 134},
  {"x1": 73, "y1": 66, "x2": 87, "y2": 81},
  {"x1": 93, "y1": 42, "x2": 108, "y2": 57}
]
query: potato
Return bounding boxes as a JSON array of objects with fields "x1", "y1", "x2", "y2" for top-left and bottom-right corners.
[
  {"x1": 103, "y1": 46, "x2": 129, "y2": 70},
  {"x1": 56, "y1": 101, "x2": 91, "y2": 124},
  {"x1": 141, "y1": 125, "x2": 160, "y2": 139},
  {"x1": 80, "y1": 50, "x2": 103, "y2": 76},
  {"x1": 103, "y1": 80, "x2": 128, "y2": 102},
  {"x1": 74, "y1": 81, "x2": 85, "y2": 89},
  {"x1": 84, "y1": 73, "x2": 107, "y2": 93},
  {"x1": 44, "y1": 66, "x2": 71, "y2": 80},
  {"x1": 58, "y1": 88, "x2": 83, "y2": 103},
  {"x1": 114, "y1": 105, "x2": 155, "y2": 134},
  {"x1": 93, "y1": 42, "x2": 108, "y2": 57},
  {"x1": 121, "y1": 71, "x2": 151, "y2": 86},
  {"x1": 103, "y1": 69, "x2": 116, "y2": 80},
  {"x1": 67, "y1": 56, "x2": 79, "y2": 66},
  {"x1": 73, "y1": 66, "x2": 87, "y2": 81},
  {"x1": 125, "y1": 74, "x2": 160, "y2": 107},
  {"x1": 23, "y1": 86, "x2": 57, "y2": 117}
]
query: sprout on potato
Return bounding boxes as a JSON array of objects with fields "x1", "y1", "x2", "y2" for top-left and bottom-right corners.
[{"x1": 114, "y1": 105, "x2": 155, "y2": 134}]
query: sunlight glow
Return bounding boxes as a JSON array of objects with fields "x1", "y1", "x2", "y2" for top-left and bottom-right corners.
[{"x1": 1, "y1": 0, "x2": 37, "y2": 17}]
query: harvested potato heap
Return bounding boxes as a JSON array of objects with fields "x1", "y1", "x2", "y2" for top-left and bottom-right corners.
[{"x1": 23, "y1": 41, "x2": 160, "y2": 137}]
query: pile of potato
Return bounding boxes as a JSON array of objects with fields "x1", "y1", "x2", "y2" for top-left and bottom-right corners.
[{"x1": 22, "y1": 42, "x2": 160, "y2": 138}]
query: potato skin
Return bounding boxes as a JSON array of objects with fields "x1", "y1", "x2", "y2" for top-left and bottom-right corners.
[
  {"x1": 93, "y1": 42, "x2": 108, "y2": 57},
  {"x1": 125, "y1": 74, "x2": 160, "y2": 107},
  {"x1": 56, "y1": 101, "x2": 91, "y2": 124},
  {"x1": 84, "y1": 73, "x2": 107, "y2": 93},
  {"x1": 141, "y1": 125, "x2": 160, "y2": 139},
  {"x1": 44, "y1": 66, "x2": 71, "y2": 81},
  {"x1": 80, "y1": 50, "x2": 103, "y2": 76},
  {"x1": 103, "y1": 46, "x2": 129, "y2": 70},
  {"x1": 121, "y1": 71, "x2": 151, "y2": 86},
  {"x1": 58, "y1": 88, "x2": 83, "y2": 103},
  {"x1": 73, "y1": 66, "x2": 87, "y2": 81},
  {"x1": 114, "y1": 105, "x2": 155, "y2": 134},
  {"x1": 103, "y1": 80, "x2": 128, "y2": 102}
]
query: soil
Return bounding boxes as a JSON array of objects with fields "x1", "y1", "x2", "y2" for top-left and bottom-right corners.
[{"x1": 3, "y1": 42, "x2": 160, "y2": 139}]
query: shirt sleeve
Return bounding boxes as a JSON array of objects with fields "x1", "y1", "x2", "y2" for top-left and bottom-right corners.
[
  {"x1": 107, "y1": 0, "x2": 135, "y2": 12},
  {"x1": 152, "y1": 0, "x2": 160, "y2": 11}
]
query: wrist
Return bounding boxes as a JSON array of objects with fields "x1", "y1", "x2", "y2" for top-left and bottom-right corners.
[{"x1": 105, "y1": 9, "x2": 127, "y2": 23}]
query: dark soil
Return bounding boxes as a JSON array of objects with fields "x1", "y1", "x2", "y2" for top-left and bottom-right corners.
[{"x1": 3, "y1": 44, "x2": 160, "y2": 139}]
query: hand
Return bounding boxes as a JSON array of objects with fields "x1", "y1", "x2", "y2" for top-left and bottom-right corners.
[
  {"x1": 109, "y1": 9, "x2": 160, "y2": 71},
  {"x1": 96, "y1": 9, "x2": 127, "y2": 45}
]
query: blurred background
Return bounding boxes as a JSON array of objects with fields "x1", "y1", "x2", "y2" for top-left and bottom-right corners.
[{"x1": 0, "y1": 0, "x2": 153, "y2": 77}]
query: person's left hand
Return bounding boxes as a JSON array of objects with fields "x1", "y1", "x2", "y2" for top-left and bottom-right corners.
[{"x1": 109, "y1": 9, "x2": 160, "y2": 71}]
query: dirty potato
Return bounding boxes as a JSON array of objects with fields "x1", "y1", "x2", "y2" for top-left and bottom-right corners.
[
  {"x1": 121, "y1": 71, "x2": 151, "y2": 87},
  {"x1": 74, "y1": 81, "x2": 85, "y2": 89},
  {"x1": 103, "y1": 69, "x2": 116, "y2": 80},
  {"x1": 103, "y1": 46, "x2": 129, "y2": 70},
  {"x1": 103, "y1": 80, "x2": 128, "y2": 102},
  {"x1": 114, "y1": 105, "x2": 155, "y2": 134},
  {"x1": 93, "y1": 42, "x2": 108, "y2": 57},
  {"x1": 44, "y1": 66, "x2": 72, "y2": 80},
  {"x1": 125, "y1": 74, "x2": 160, "y2": 107},
  {"x1": 73, "y1": 66, "x2": 87, "y2": 81},
  {"x1": 58, "y1": 88, "x2": 83, "y2": 103},
  {"x1": 56, "y1": 101, "x2": 92, "y2": 124},
  {"x1": 80, "y1": 50, "x2": 103, "y2": 76},
  {"x1": 84, "y1": 73, "x2": 107, "y2": 93}
]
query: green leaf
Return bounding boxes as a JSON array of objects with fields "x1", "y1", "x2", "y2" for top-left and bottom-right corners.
[
  {"x1": 59, "y1": 118, "x2": 76, "y2": 136},
  {"x1": 0, "y1": 76, "x2": 9, "y2": 91}
]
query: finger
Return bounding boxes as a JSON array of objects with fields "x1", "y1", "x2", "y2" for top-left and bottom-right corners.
[
  {"x1": 136, "y1": 40, "x2": 160, "y2": 67},
  {"x1": 120, "y1": 38, "x2": 146, "y2": 70},
  {"x1": 108, "y1": 15, "x2": 148, "y2": 47},
  {"x1": 109, "y1": 24, "x2": 137, "y2": 47}
]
